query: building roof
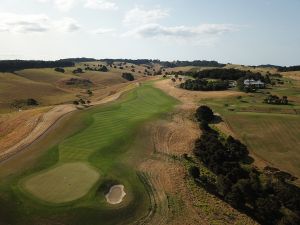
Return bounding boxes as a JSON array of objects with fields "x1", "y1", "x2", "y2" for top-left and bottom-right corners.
[{"x1": 244, "y1": 79, "x2": 265, "y2": 85}]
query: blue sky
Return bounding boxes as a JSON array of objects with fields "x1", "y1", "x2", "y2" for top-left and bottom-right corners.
[{"x1": 0, "y1": 0, "x2": 299, "y2": 65}]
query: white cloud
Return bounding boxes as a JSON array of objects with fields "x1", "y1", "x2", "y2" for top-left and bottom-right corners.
[
  {"x1": 123, "y1": 23, "x2": 237, "y2": 45},
  {"x1": 124, "y1": 23, "x2": 236, "y2": 38},
  {"x1": 123, "y1": 6, "x2": 169, "y2": 26},
  {"x1": 84, "y1": 0, "x2": 118, "y2": 10},
  {"x1": 54, "y1": 17, "x2": 81, "y2": 32},
  {"x1": 0, "y1": 12, "x2": 80, "y2": 33},
  {"x1": 36, "y1": 0, "x2": 118, "y2": 11},
  {"x1": 91, "y1": 28, "x2": 115, "y2": 34},
  {"x1": 36, "y1": 0, "x2": 76, "y2": 11},
  {"x1": 0, "y1": 13, "x2": 50, "y2": 33}
]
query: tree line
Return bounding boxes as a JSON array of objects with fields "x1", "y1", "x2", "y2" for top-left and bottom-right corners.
[
  {"x1": 0, "y1": 60, "x2": 74, "y2": 72},
  {"x1": 101, "y1": 59, "x2": 225, "y2": 68},
  {"x1": 188, "y1": 68, "x2": 265, "y2": 81},
  {"x1": 161, "y1": 60, "x2": 225, "y2": 68},
  {"x1": 277, "y1": 66, "x2": 300, "y2": 72},
  {"x1": 180, "y1": 79, "x2": 229, "y2": 91},
  {"x1": 191, "y1": 105, "x2": 300, "y2": 225}
]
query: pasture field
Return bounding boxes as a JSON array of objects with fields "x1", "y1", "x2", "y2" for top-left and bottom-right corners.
[
  {"x1": 225, "y1": 112, "x2": 300, "y2": 177},
  {"x1": 0, "y1": 64, "x2": 144, "y2": 113},
  {"x1": 200, "y1": 77, "x2": 300, "y2": 181},
  {"x1": 0, "y1": 82, "x2": 178, "y2": 225},
  {"x1": 0, "y1": 72, "x2": 75, "y2": 113}
]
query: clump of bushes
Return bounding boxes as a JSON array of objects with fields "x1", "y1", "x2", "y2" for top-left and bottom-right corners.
[
  {"x1": 11, "y1": 98, "x2": 39, "y2": 109},
  {"x1": 64, "y1": 78, "x2": 92, "y2": 87},
  {"x1": 263, "y1": 95, "x2": 288, "y2": 105},
  {"x1": 72, "y1": 68, "x2": 84, "y2": 74},
  {"x1": 54, "y1": 67, "x2": 65, "y2": 73},
  {"x1": 122, "y1": 73, "x2": 134, "y2": 81},
  {"x1": 195, "y1": 105, "x2": 214, "y2": 122}
]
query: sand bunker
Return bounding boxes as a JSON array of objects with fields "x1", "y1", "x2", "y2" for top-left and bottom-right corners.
[{"x1": 105, "y1": 185, "x2": 126, "y2": 204}]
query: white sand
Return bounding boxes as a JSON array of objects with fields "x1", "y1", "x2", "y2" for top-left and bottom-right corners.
[{"x1": 105, "y1": 185, "x2": 126, "y2": 205}]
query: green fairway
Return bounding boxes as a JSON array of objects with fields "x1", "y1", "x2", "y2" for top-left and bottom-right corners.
[{"x1": 0, "y1": 82, "x2": 178, "y2": 225}]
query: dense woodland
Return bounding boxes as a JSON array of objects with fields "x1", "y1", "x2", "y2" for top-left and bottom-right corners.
[
  {"x1": 102, "y1": 59, "x2": 225, "y2": 68},
  {"x1": 180, "y1": 79, "x2": 229, "y2": 91},
  {"x1": 189, "y1": 68, "x2": 265, "y2": 81},
  {"x1": 191, "y1": 106, "x2": 300, "y2": 225},
  {"x1": 277, "y1": 65, "x2": 300, "y2": 72},
  {"x1": 0, "y1": 60, "x2": 74, "y2": 72},
  {"x1": 160, "y1": 60, "x2": 225, "y2": 68}
]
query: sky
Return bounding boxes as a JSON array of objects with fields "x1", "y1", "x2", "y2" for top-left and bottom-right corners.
[{"x1": 0, "y1": 0, "x2": 299, "y2": 66}]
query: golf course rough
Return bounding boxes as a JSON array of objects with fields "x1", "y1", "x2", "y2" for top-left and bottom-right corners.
[{"x1": 20, "y1": 83, "x2": 178, "y2": 206}]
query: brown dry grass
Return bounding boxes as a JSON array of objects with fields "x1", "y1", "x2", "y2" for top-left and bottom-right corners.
[
  {"x1": 155, "y1": 79, "x2": 244, "y2": 105},
  {"x1": 139, "y1": 102, "x2": 258, "y2": 225},
  {"x1": 281, "y1": 71, "x2": 300, "y2": 80},
  {"x1": 0, "y1": 107, "x2": 50, "y2": 153},
  {"x1": 137, "y1": 79, "x2": 258, "y2": 224}
]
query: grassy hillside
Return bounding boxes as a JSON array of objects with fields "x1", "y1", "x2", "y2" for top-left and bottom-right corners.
[
  {"x1": 199, "y1": 77, "x2": 300, "y2": 181},
  {"x1": 0, "y1": 72, "x2": 75, "y2": 113},
  {"x1": 0, "y1": 62, "x2": 148, "y2": 113},
  {"x1": 0, "y1": 82, "x2": 178, "y2": 225}
]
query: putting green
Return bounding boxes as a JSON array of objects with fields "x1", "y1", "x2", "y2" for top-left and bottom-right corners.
[{"x1": 22, "y1": 162, "x2": 100, "y2": 203}]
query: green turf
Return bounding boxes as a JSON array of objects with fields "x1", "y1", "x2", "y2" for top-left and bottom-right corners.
[
  {"x1": 22, "y1": 162, "x2": 100, "y2": 203},
  {"x1": 225, "y1": 112, "x2": 300, "y2": 177},
  {"x1": 0, "y1": 82, "x2": 178, "y2": 225},
  {"x1": 199, "y1": 78, "x2": 300, "y2": 180}
]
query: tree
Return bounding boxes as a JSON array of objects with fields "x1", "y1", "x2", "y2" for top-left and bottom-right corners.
[
  {"x1": 122, "y1": 73, "x2": 134, "y2": 81},
  {"x1": 217, "y1": 175, "x2": 233, "y2": 196},
  {"x1": 255, "y1": 196, "x2": 281, "y2": 224},
  {"x1": 55, "y1": 67, "x2": 65, "y2": 73},
  {"x1": 99, "y1": 65, "x2": 108, "y2": 72},
  {"x1": 195, "y1": 105, "x2": 214, "y2": 122},
  {"x1": 27, "y1": 98, "x2": 38, "y2": 106},
  {"x1": 72, "y1": 68, "x2": 83, "y2": 74},
  {"x1": 189, "y1": 166, "x2": 200, "y2": 179},
  {"x1": 225, "y1": 186, "x2": 245, "y2": 208},
  {"x1": 87, "y1": 90, "x2": 93, "y2": 96}
]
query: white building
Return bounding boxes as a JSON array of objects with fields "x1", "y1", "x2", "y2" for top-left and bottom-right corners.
[{"x1": 244, "y1": 79, "x2": 265, "y2": 88}]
